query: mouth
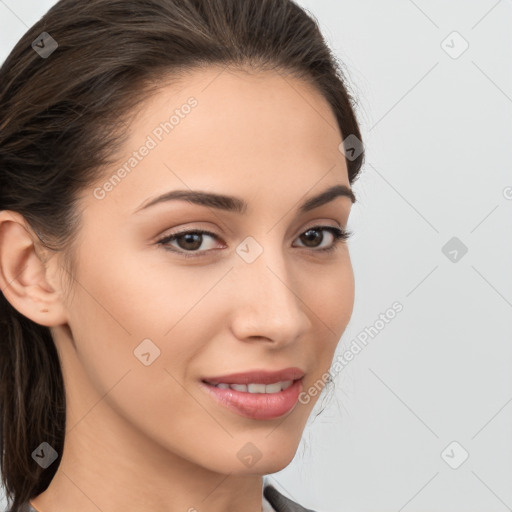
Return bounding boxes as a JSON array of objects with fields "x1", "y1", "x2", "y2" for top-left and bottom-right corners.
[
  {"x1": 201, "y1": 367, "x2": 305, "y2": 386},
  {"x1": 203, "y1": 380, "x2": 295, "y2": 393},
  {"x1": 199, "y1": 367, "x2": 305, "y2": 420}
]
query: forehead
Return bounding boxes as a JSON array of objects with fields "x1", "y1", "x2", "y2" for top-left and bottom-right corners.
[
  {"x1": 136, "y1": 65, "x2": 342, "y2": 152},
  {"x1": 85, "y1": 66, "x2": 349, "y2": 215}
]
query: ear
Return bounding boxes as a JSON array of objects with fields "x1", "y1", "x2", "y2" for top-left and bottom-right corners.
[{"x1": 0, "y1": 210, "x2": 68, "y2": 327}]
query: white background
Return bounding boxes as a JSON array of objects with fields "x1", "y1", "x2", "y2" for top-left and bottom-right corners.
[{"x1": 1, "y1": 1, "x2": 511, "y2": 511}]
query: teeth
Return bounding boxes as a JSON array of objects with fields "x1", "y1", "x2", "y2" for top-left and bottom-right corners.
[
  {"x1": 231, "y1": 384, "x2": 248, "y2": 392},
  {"x1": 211, "y1": 380, "x2": 294, "y2": 393},
  {"x1": 264, "y1": 382, "x2": 282, "y2": 393}
]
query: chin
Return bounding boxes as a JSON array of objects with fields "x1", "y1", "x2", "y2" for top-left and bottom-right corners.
[
  {"x1": 228, "y1": 436, "x2": 302, "y2": 475},
  {"x1": 256, "y1": 453, "x2": 298, "y2": 475}
]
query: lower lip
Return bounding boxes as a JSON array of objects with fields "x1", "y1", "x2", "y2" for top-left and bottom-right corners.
[{"x1": 200, "y1": 378, "x2": 303, "y2": 420}]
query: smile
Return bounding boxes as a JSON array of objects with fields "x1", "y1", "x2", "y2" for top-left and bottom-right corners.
[
  {"x1": 200, "y1": 377, "x2": 304, "y2": 420},
  {"x1": 204, "y1": 380, "x2": 294, "y2": 393}
]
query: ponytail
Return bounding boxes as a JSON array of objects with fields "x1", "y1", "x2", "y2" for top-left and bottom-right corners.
[{"x1": 0, "y1": 293, "x2": 66, "y2": 511}]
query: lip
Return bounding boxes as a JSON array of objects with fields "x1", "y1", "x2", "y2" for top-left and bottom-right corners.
[
  {"x1": 201, "y1": 367, "x2": 305, "y2": 385},
  {"x1": 199, "y1": 377, "x2": 304, "y2": 420}
]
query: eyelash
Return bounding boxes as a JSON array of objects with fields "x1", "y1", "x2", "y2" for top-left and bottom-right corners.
[{"x1": 156, "y1": 225, "x2": 353, "y2": 259}]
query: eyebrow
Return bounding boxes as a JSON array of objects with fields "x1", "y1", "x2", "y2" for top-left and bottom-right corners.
[{"x1": 134, "y1": 184, "x2": 356, "y2": 215}]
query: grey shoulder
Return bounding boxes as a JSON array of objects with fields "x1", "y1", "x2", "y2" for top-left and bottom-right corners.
[
  {"x1": 4, "y1": 502, "x2": 37, "y2": 512},
  {"x1": 263, "y1": 483, "x2": 319, "y2": 512}
]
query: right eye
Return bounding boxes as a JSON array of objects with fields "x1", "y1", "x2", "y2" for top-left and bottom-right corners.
[{"x1": 156, "y1": 229, "x2": 224, "y2": 258}]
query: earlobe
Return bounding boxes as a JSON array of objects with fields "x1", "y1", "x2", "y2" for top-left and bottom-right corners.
[{"x1": 0, "y1": 210, "x2": 68, "y2": 327}]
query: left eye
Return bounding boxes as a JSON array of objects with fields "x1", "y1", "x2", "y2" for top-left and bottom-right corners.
[{"x1": 156, "y1": 225, "x2": 352, "y2": 258}]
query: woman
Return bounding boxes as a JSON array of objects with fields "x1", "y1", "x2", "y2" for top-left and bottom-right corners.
[{"x1": 0, "y1": 0, "x2": 364, "y2": 511}]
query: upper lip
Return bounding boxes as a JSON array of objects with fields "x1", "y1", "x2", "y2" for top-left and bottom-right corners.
[{"x1": 202, "y1": 367, "x2": 305, "y2": 385}]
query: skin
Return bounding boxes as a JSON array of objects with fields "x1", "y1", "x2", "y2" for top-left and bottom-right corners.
[{"x1": 0, "y1": 66, "x2": 355, "y2": 512}]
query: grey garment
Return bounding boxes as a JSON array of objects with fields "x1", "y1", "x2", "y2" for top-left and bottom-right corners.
[
  {"x1": 5, "y1": 504, "x2": 35, "y2": 512},
  {"x1": 263, "y1": 483, "x2": 317, "y2": 512},
  {"x1": 11, "y1": 484, "x2": 316, "y2": 512},
  {"x1": 6, "y1": 503, "x2": 36, "y2": 512}
]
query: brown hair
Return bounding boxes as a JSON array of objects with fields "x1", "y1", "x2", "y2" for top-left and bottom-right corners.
[{"x1": 0, "y1": 0, "x2": 364, "y2": 509}]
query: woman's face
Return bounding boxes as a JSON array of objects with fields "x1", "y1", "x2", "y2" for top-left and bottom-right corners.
[{"x1": 54, "y1": 66, "x2": 355, "y2": 475}]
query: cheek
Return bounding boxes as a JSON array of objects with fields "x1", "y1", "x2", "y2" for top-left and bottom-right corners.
[
  {"x1": 306, "y1": 253, "x2": 355, "y2": 333},
  {"x1": 303, "y1": 255, "x2": 355, "y2": 373},
  {"x1": 332, "y1": 261, "x2": 355, "y2": 328},
  {"x1": 63, "y1": 249, "x2": 228, "y2": 451},
  {"x1": 66, "y1": 244, "x2": 225, "y2": 378}
]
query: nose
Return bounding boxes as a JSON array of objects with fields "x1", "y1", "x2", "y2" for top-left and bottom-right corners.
[{"x1": 229, "y1": 245, "x2": 312, "y2": 347}]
